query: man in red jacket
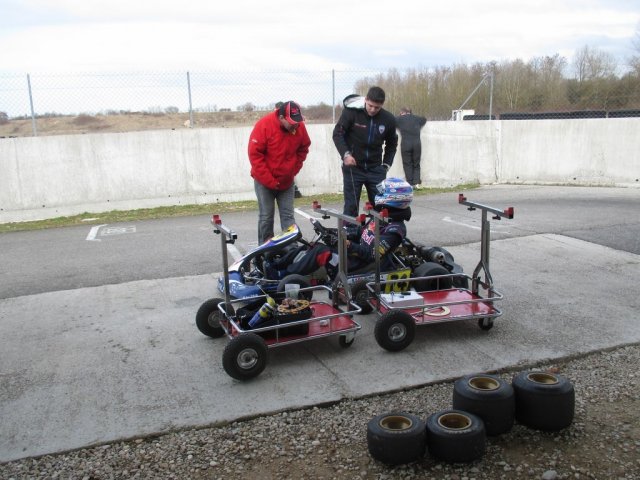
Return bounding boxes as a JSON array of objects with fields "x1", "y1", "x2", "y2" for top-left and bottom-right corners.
[{"x1": 248, "y1": 101, "x2": 311, "y2": 244}]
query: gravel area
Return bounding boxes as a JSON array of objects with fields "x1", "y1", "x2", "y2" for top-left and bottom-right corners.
[{"x1": 2, "y1": 343, "x2": 639, "y2": 480}]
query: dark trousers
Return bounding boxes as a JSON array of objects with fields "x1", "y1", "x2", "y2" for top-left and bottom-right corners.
[
  {"x1": 342, "y1": 164, "x2": 386, "y2": 217},
  {"x1": 401, "y1": 139, "x2": 422, "y2": 186}
]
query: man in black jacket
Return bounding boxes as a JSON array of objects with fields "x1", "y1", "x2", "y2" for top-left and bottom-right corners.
[
  {"x1": 396, "y1": 107, "x2": 427, "y2": 188},
  {"x1": 333, "y1": 86, "x2": 398, "y2": 217}
]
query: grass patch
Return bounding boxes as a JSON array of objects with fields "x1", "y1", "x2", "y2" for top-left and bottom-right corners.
[{"x1": 0, "y1": 183, "x2": 479, "y2": 233}]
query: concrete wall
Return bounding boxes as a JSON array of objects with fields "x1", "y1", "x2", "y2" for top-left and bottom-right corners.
[{"x1": 1, "y1": 118, "x2": 639, "y2": 223}]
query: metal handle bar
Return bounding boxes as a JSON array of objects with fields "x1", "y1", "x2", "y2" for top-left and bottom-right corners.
[
  {"x1": 458, "y1": 194, "x2": 514, "y2": 220},
  {"x1": 211, "y1": 214, "x2": 237, "y2": 243},
  {"x1": 457, "y1": 194, "x2": 514, "y2": 294},
  {"x1": 210, "y1": 214, "x2": 237, "y2": 312},
  {"x1": 311, "y1": 201, "x2": 366, "y2": 307}
]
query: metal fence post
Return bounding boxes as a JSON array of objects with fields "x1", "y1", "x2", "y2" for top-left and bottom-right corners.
[
  {"x1": 186, "y1": 71, "x2": 194, "y2": 128},
  {"x1": 489, "y1": 72, "x2": 494, "y2": 120},
  {"x1": 332, "y1": 69, "x2": 336, "y2": 124},
  {"x1": 27, "y1": 74, "x2": 37, "y2": 136}
]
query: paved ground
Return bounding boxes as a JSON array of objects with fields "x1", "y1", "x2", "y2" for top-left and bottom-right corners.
[{"x1": 2, "y1": 224, "x2": 639, "y2": 462}]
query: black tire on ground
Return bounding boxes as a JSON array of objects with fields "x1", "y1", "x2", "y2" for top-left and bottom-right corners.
[
  {"x1": 478, "y1": 318, "x2": 494, "y2": 331},
  {"x1": 351, "y1": 280, "x2": 372, "y2": 314},
  {"x1": 412, "y1": 262, "x2": 453, "y2": 292},
  {"x1": 512, "y1": 371, "x2": 575, "y2": 431},
  {"x1": 277, "y1": 274, "x2": 313, "y2": 301},
  {"x1": 195, "y1": 298, "x2": 228, "y2": 338},
  {"x1": 426, "y1": 409, "x2": 486, "y2": 463},
  {"x1": 222, "y1": 333, "x2": 268, "y2": 380},
  {"x1": 367, "y1": 412, "x2": 426, "y2": 465},
  {"x1": 374, "y1": 310, "x2": 416, "y2": 352},
  {"x1": 452, "y1": 374, "x2": 515, "y2": 436}
]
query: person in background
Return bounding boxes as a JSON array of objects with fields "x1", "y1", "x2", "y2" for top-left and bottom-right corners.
[
  {"x1": 248, "y1": 101, "x2": 311, "y2": 244},
  {"x1": 395, "y1": 107, "x2": 427, "y2": 189},
  {"x1": 333, "y1": 86, "x2": 398, "y2": 217}
]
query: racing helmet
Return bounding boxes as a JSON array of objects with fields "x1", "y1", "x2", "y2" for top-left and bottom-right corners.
[{"x1": 374, "y1": 177, "x2": 413, "y2": 209}]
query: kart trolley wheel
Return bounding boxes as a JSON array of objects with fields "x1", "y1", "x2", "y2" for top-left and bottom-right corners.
[
  {"x1": 338, "y1": 332, "x2": 356, "y2": 348},
  {"x1": 478, "y1": 318, "x2": 494, "y2": 331},
  {"x1": 374, "y1": 310, "x2": 416, "y2": 352},
  {"x1": 222, "y1": 333, "x2": 268, "y2": 380},
  {"x1": 196, "y1": 298, "x2": 230, "y2": 338}
]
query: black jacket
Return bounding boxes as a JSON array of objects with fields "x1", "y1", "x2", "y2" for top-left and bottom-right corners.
[
  {"x1": 396, "y1": 113, "x2": 426, "y2": 141},
  {"x1": 332, "y1": 105, "x2": 398, "y2": 169},
  {"x1": 347, "y1": 220, "x2": 407, "y2": 267}
]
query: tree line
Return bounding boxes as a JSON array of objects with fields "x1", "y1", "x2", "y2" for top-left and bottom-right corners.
[{"x1": 354, "y1": 43, "x2": 640, "y2": 120}]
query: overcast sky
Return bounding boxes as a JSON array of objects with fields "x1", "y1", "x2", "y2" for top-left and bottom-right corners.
[{"x1": 1, "y1": 0, "x2": 639, "y2": 74}]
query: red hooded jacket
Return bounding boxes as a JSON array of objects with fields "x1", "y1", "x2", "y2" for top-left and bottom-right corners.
[{"x1": 248, "y1": 111, "x2": 311, "y2": 190}]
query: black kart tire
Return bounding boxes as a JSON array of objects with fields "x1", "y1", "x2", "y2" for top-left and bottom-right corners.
[
  {"x1": 453, "y1": 274, "x2": 470, "y2": 289},
  {"x1": 426, "y1": 409, "x2": 486, "y2": 463},
  {"x1": 367, "y1": 412, "x2": 426, "y2": 465},
  {"x1": 196, "y1": 298, "x2": 228, "y2": 338},
  {"x1": 351, "y1": 280, "x2": 372, "y2": 314},
  {"x1": 374, "y1": 310, "x2": 415, "y2": 352},
  {"x1": 277, "y1": 274, "x2": 313, "y2": 301},
  {"x1": 452, "y1": 374, "x2": 515, "y2": 436},
  {"x1": 413, "y1": 262, "x2": 453, "y2": 292},
  {"x1": 222, "y1": 333, "x2": 268, "y2": 380},
  {"x1": 512, "y1": 371, "x2": 575, "y2": 431}
]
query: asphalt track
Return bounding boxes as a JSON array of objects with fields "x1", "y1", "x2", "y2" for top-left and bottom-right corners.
[{"x1": 1, "y1": 187, "x2": 640, "y2": 463}]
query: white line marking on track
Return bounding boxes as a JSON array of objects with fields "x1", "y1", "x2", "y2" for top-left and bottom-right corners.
[
  {"x1": 86, "y1": 224, "x2": 107, "y2": 241},
  {"x1": 442, "y1": 216, "x2": 511, "y2": 233},
  {"x1": 227, "y1": 243, "x2": 242, "y2": 261},
  {"x1": 442, "y1": 217, "x2": 480, "y2": 230}
]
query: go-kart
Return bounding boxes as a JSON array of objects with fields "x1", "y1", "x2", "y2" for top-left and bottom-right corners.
[{"x1": 217, "y1": 208, "x2": 466, "y2": 314}]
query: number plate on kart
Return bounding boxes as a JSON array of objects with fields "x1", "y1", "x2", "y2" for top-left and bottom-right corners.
[{"x1": 380, "y1": 269, "x2": 411, "y2": 293}]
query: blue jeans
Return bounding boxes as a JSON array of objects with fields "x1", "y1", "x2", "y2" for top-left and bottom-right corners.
[
  {"x1": 254, "y1": 180, "x2": 295, "y2": 244},
  {"x1": 342, "y1": 164, "x2": 387, "y2": 217}
]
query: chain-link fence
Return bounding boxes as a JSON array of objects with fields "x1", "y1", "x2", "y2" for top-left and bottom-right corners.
[
  {"x1": 0, "y1": 70, "x2": 380, "y2": 136},
  {"x1": 1, "y1": 64, "x2": 639, "y2": 137}
]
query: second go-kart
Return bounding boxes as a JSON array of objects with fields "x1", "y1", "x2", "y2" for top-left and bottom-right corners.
[{"x1": 367, "y1": 194, "x2": 515, "y2": 352}]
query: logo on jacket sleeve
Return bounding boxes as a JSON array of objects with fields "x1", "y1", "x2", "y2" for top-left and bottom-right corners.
[{"x1": 378, "y1": 125, "x2": 386, "y2": 135}]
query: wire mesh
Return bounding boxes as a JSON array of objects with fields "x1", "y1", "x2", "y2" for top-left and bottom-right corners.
[{"x1": 1, "y1": 66, "x2": 639, "y2": 137}]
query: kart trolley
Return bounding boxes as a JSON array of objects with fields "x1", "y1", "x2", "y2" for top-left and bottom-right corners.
[
  {"x1": 196, "y1": 212, "x2": 363, "y2": 380},
  {"x1": 367, "y1": 194, "x2": 514, "y2": 351}
]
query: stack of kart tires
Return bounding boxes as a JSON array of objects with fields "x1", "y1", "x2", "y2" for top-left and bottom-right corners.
[{"x1": 366, "y1": 370, "x2": 575, "y2": 466}]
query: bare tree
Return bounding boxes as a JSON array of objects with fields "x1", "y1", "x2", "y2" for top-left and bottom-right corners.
[
  {"x1": 573, "y1": 45, "x2": 618, "y2": 82},
  {"x1": 630, "y1": 21, "x2": 640, "y2": 75}
]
